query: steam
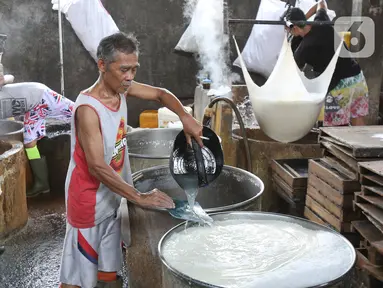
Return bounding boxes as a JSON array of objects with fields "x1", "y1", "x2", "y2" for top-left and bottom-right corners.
[{"x1": 183, "y1": 0, "x2": 230, "y2": 93}]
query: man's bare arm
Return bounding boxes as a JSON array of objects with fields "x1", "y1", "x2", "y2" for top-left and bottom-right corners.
[
  {"x1": 305, "y1": 0, "x2": 327, "y2": 19},
  {"x1": 76, "y1": 105, "x2": 174, "y2": 209},
  {"x1": 127, "y1": 81, "x2": 203, "y2": 146},
  {"x1": 127, "y1": 81, "x2": 189, "y2": 120}
]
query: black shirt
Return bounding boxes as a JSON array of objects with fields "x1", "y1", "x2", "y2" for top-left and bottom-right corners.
[{"x1": 292, "y1": 9, "x2": 361, "y2": 92}]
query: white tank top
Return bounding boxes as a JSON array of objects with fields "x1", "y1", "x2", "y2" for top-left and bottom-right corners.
[{"x1": 65, "y1": 92, "x2": 133, "y2": 228}]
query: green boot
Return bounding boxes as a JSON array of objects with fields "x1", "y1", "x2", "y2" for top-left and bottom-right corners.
[
  {"x1": 27, "y1": 156, "x2": 50, "y2": 198},
  {"x1": 95, "y1": 276, "x2": 123, "y2": 288}
]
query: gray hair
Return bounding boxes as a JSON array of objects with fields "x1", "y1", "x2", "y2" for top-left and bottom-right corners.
[{"x1": 97, "y1": 32, "x2": 140, "y2": 64}]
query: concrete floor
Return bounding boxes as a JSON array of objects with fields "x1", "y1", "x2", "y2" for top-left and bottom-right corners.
[
  {"x1": 0, "y1": 194, "x2": 129, "y2": 288},
  {"x1": 0, "y1": 193, "x2": 371, "y2": 288}
]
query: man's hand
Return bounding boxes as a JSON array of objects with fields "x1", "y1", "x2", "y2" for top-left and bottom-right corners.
[
  {"x1": 137, "y1": 188, "x2": 175, "y2": 209},
  {"x1": 180, "y1": 113, "x2": 204, "y2": 147}
]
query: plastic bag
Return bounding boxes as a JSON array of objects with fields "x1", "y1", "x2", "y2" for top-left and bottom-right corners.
[
  {"x1": 232, "y1": 0, "x2": 287, "y2": 78},
  {"x1": 51, "y1": 0, "x2": 120, "y2": 62},
  {"x1": 233, "y1": 34, "x2": 342, "y2": 143}
]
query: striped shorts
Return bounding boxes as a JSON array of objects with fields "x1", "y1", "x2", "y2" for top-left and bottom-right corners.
[{"x1": 59, "y1": 210, "x2": 123, "y2": 288}]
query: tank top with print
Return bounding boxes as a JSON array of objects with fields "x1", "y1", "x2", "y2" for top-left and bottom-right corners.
[{"x1": 65, "y1": 92, "x2": 132, "y2": 228}]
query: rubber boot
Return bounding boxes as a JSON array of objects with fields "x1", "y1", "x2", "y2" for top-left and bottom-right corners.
[
  {"x1": 0, "y1": 246, "x2": 5, "y2": 256},
  {"x1": 95, "y1": 276, "x2": 123, "y2": 288},
  {"x1": 27, "y1": 156, "x2": 50, "y2": 198}
]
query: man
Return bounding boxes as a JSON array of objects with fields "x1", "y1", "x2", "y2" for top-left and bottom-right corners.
[
  {"x1": 59, "y1": 32, "x2": 203, "y2": 288},
  {"x1": 0, "y1": 82, "x2": 74, "y2": 197},
  {"x1": 283, "y1": 0, "x2": 369, "y2": 127}
]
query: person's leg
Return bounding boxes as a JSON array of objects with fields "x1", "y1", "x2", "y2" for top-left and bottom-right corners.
[
  {"x1": 96, "y1": 211, "x2": 123, "y2": 288},
  {"x1": 23, "y1": 111, "x2": 50, "y2": 197},
  {"x1": 60, "y1": 222, "x2": 100, "y2": 288},
  {"x1": 350, "y1": 72, "x2": 369, "y2": 126}
]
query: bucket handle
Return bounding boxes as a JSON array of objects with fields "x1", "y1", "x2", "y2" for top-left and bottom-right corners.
[{"x1": 191, "y1": 138, "x2": 208, "y2": 187}]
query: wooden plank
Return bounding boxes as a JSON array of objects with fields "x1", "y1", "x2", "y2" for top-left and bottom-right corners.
[
  {"x1": 321, "y1": 140, "x2": 359, "y2": 172},
  {"x1": 272, "y1": 174, "x2": 306, "y2": 201},
  {"x1": 357, "y1": 194, "x2": 383, "y2": 210},
  {"x1": 359, "y1": 161, "x2": 383, "y2": 178},
  {"x1": 307, "y1": 184, "x2": 360, "y2": 221},
  {"x1": 352, "y1": 220, "x2": 383, "y2": 244},
  {"x1": 319, "y1": 126, "x2": 383, "y2": 158},
  {"x1": 361, "y1": 174, "x2": 383, "y2": 187},
  {"x1": 309, "y1": 159, "x2": 361, "y2": 193},
  {"x1": 270, "y1": 159, "x2": 308, "y2": 188},
  {"x1": 305, "y1": 195, "x2": 352, "y2": 232},
  {"x1": 304, "y1": 206, "x2": 333, "y2": 229},
  {"x1": 352, "y1": 221, "x2": 383, "y2": 265},
  {"x1": 365, "y1": 214, "x2": 383, "y2": 235},
  {"x1": 322, "y1": 155, "x2": 358, "y2": 180},
  {"x1": 272, "y1": 180, "x2": 305, "y2": 206},
  {"x1": 363, "y1": 186, "x2": 383, "y2": 198},
  {"x1": 354, "y1": 201, "x2": 383, "y2": 228},
  {"x1": 308, "y1": 173, "x2": 354, "y2": 208},
  {"x1": 355, "y1": 249, "x2": 383, "y2": 282}
]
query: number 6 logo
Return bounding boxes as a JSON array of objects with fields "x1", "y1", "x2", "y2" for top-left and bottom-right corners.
[{"x1": 334, "y1": 16, "x2": 375, "y2": 59}]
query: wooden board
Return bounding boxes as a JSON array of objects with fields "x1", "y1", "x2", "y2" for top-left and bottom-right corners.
[
  {"x1": 305, "y1": 195, "x2": 352, "y2": 232},
  {"x1": 322, "y1": 155, "x2": 358, "y2": 180},
  {"x1": 270, "y1": 159, "x2": 308, "y2": 188},
  {"x1": 309, "y1": 159, "x2": 361, "y2": 193},
  {"x1": 272, "y1": 174, "x2": 306, "y2": 201},
  {"x1": 354, "y1": 197, "x2": 383, "y2": 229},
  {"x1": 319, "y1": 126, "x2": 383, "y2": 158},
  {"x1": 363, "y1": 186, "x2": 383, "y2": 198},
  {"x1": 355, "y1": 248, "x2": 383, "y2": 283},
  {"x1": 352, "y1": 221, "x2": 383, "y2": 265},
  {"x1": 359, "y1": 161, "x2": 383, "y2": 178},
  {"x1": 304, "y1": 206, "x2": 328, "y2": 227},
  {"x1": 321, "y1": 140, "x2": 359, "y2": 172},
  {"x1": 308, "y1": 173, "x2": 354, "y2": 208},
  {"x1": 307, "y1": 184, "x2": 359, "y2": 221},
  {"x1": 272, "y1": 181, "x2": 305, "y2": 217}
]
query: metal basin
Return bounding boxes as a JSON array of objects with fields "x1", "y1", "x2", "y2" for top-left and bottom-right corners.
[
  {"x1": 159, "y1": 212, "x2": 356, "y2": 288},
  {"x1": 127, "y1": 128, "x2": 182, "y2": 173},
  {"x1": 0, "y1": 120, "x2": 23, "y2": 142},
  {"x1": 126, "y1": 165, "x2": 264, "y2": 288}
]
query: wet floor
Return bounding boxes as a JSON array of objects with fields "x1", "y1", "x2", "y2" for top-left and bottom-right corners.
[{"x1": 0, "y1": 194, "x2": 129, "y2": 288}]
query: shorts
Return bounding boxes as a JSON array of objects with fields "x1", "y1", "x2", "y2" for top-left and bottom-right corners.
[
  {"x1": 322, "y1": 72, "x2": 369, "y2": 127},
  {"x1": 23, "y1": 88, "x2": 74, "y2": 144},
  {"x1": 59, "y1": 210, "x2": 123, "y2": 288}
]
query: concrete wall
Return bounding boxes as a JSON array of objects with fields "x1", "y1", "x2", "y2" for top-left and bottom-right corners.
[{"x1": 1, "y1": 0, "x2": 379, "y2": 127}]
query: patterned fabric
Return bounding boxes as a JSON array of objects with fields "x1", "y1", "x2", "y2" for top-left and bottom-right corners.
[
  {"x1": 23, "y1": 88, "x2": 74, "y2": 144},
  {"x1": 323, "y1": 72, "x2": 369, "y2": 127}
]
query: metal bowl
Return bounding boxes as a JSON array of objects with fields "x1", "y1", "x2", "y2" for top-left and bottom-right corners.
[{"x1": 159, "y1": 211, "x2": 356, "y2": 288}]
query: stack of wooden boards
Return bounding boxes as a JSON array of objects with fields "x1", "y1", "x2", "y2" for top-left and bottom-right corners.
[
  {"x1": 271, "y1": 158, "x2": 309, "y2": 217},
  {"x1": 304, "y1": 126, "x2": 383, "y2": 287},
  {"x1": 353, "y1": 161, "x2": 383, "y2": 286}
]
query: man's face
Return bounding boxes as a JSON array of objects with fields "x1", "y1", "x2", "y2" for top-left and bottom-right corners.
[{"x1": 98, "y1": 51, "x2": 140, "y2": 94}]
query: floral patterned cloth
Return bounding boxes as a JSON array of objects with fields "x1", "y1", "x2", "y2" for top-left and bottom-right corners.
[
  {"x1": 323, "y1": 72, "x2": 369, "y2": 127},
  {"x1": 24, "y1": 89, "x2": 74, "y2": 144}
]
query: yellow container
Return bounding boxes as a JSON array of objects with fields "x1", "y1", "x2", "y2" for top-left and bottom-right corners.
[
  {"x1": 340, "y1": 31, "x2": 351, "y2": 49},
  {"x1": 139, "y1": 110, "x2": 158, "y2": 128}
]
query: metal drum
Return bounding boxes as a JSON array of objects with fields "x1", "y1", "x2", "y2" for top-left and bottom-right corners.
[
  {"x1": 126, "y1": 165, "x2": 264, "y2": 288},
  {"x1": 159, "y1": 212, "x2": 356, "y2": 288},
  {"x1": 0, "y1": 120, "x2": 23, "y2": 142},
  {"x1": 127, "y1": 128, "x2": 182, "y2": 173}
]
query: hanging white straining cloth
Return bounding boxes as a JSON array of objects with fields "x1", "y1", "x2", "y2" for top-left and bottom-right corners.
[{"x1": 234, "y1": 34, "x2": 343, "y2": 143}]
